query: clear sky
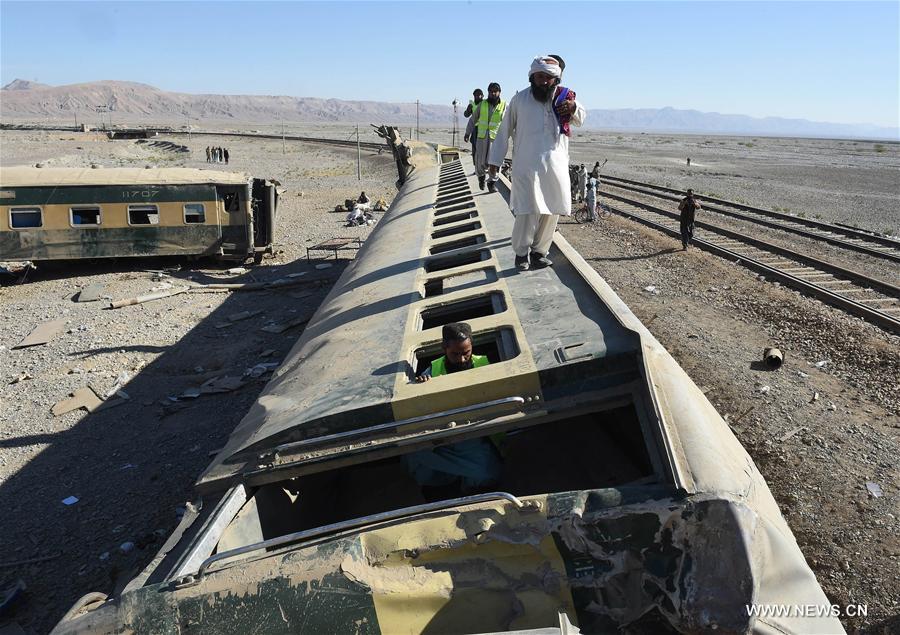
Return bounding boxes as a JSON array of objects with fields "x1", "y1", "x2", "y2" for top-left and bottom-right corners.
[{"x1": 1, "y1": 1, "x2": 898, "y2": 127}]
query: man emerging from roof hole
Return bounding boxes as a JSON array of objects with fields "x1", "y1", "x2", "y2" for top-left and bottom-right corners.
[{"x1": 408, "y1": 322, "x2": 500, "y2": 501}]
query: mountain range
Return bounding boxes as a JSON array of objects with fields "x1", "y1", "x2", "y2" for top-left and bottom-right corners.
[{"x1": 2, "y1": 79, "x2": 896, "y2": 140}]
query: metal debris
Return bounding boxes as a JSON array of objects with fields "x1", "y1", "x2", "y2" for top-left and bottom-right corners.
[
  {"x1": 52, "y1": 387, "x2": 104, "y2": 416},
  {"x1": 13, "y1": 318, "x2": 67, "y2": 349}
]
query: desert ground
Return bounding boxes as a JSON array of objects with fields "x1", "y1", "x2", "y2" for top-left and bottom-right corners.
[{"x1": 1, "y1": 124, "x2": 898, "y2": 634}]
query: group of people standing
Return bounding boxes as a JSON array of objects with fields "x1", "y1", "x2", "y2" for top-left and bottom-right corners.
[
  {"x1": 205, "y1": 146, "x2": 229, "y2": 164},
  {"x1": 464, "y1": 54, "x2": 586, "y2": 271}
]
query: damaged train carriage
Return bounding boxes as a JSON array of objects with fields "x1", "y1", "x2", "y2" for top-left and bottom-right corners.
[
  {"x1": 0, "y1": 167, "x2": 276, "y2": 263},
  {"x1": 53, "y1": 152, "x2": 842, "y2": 634}
]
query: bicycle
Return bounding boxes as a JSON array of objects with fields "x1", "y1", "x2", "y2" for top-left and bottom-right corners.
[{"x1": 572, "y1": 201, "x2": 611, "y2": 224}]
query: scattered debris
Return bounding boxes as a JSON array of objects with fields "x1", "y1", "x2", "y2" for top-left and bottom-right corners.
[
  {"x1": 865, "y1": 482, "x2": 883, "y2": 498},
  {"x1": 286, "y1": 272, "x2": 308, "y2": 278},
  {"x1": 245, "y1": 362, "x2": 279, "y2": 379},
  {"x1": 827, "y1": 402, "x2": 837, "y2": 411},
  {"x1": 814, "y1": 360, "x2": 828, "y2": 369},
  {"x1": 199, "y1": 375, "x2": 245, "y2": 394},
  {"x1": 8, "y1": 371, "x2": 33, "y2": 385},
  {"x1": 260, "y1": 316, "x2": 309, "y2": 334},
  {"x1": 797, "y1": 370, "x2": 809, "y2": 379},
  {"x1": 642, "y1": 285, "x2": 659, "y2": 295},
  {"x1": 99, "y1": 552, "x2": 110, "y2": 561},
  {"x1": 315, "y1": 263, "x2": 333, "y2": 270},
  {"x1": 52, "y1": 387, "x2": 104, "y2": 416},
  {"x1": 227, "y1": 309, "x2": 262, "y2": 322},
  {"x1": 13, "y1": 318, "x2": 67, "y2": 349},
  {"x1": 758, "y1": 385, "x2": 771, "y2": 394},
  {"x1": 62, "y1": 496, "x2": 79, "y2": 506},
  {"x1": 763, "y1": 347, "x2": 784, "y2": 369},
  {"x1": 226, "y1": 267, "x2": 248, "y2": 275},
  {"x1": 733, "y1": 406, "x2": 755, "y2": 424},
  {"x1": 811, "y1": 392, "x2": 820, "y2": 402},
  {"x1": 644, "y1": 313, "x2": 659, "y2": 326},
  {"x1": 108, "y1": 286, "x2": 189, "y2": 309},
  {"x1": 0, "y1": 552, "x2": 61, "y2": 569},
  {"x1": 76, "y1": 282, "x2": 106, "y2": 302},
  {"x1": 119, "y1": 541, "x2": 135, "y2": 554},
  {"x1": 259, "y1": 349, "x2": 277, "y2": 357},
  {"x1": 778, "y1": 426, "x2": 806, "y2": 442}
]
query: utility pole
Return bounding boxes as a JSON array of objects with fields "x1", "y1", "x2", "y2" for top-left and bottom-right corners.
[
  {"x1": 416, "y1": 99, "x2": 420, "y2": 140},
  {"x1": 356, "y1": 124, "x2": 362, "y2": 180},
  {"x1": 282, "y1": 119, "x2": 285, "y2": 154},
  {"x1": 451, "y1": 99, "x2": 458, "y2": 148}
]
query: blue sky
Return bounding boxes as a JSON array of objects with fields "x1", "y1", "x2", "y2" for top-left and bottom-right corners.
[{"x1": 1, "y1": 1, "x2": 898, "y2": 127}]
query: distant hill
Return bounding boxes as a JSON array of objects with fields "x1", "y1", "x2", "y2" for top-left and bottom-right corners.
[{"x1": 2, "y1": 79, "x2": 897, "y2": 139}]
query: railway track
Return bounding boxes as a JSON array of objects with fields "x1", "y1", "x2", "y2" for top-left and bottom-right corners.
[
  {"x1": 598, "y1": 191, "x2": 900, "y2": 335},
  {"x1": 600, "y1": 174, "x2": 900, "y2": 264}
]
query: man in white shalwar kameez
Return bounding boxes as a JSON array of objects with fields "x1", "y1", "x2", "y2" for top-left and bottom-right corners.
[{"x1": 488, "y1": 55, "x2": 585, "y2": 270}]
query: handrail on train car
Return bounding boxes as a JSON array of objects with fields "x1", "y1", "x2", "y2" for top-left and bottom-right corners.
[
  {"x1": 262, "y1": 396, "x2": 528, "y2": 461},
  {"x1": 175, "y1": 491, "x2": 542, "y2": 587}
]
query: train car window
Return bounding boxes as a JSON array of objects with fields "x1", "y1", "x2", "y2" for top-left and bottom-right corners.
[
  {"x1": 413, "y1": 327, "x2": 520, "y2": 376},
  {"x1": 429, "y1": 234, "x2": 486, "y2": 255},
  {"x1": 431, "y1": 221, "x2": 481, "y2": 240},
  {"x1": 433, "y1": 210, "x2": 477, "y2": 227},
  {"x1": 423, "y1": 268, "x2": 498, "y2": 297},
  {"x1": 128, "y1": 204, "x2": 160, "y2": 225},
  {"x1": 9, "y1": 207, "x2": 42, "y2": 229},
  {"x1": 223, "y1": 192, "x2": 241, "y2": 213},
  {"x1": 419, "y1": 292, "x2": 507, "y2": 330},
  {"x1": 69, "y1": 206, "x2": 101, "y2": 227},
  {"x1": 183, "y1": 203, "x2": 205, "y2": 224},
  {"x1": 425, "y1": 249, "x2": 490, "y2": 273}
]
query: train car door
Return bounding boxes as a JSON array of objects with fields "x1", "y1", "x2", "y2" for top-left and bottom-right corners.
[
  {"x1": 216, "y1": 185, "x2": 253, "y2": 258},
  {"x1": 251, "y1": 179, "x2": 276, "y2": 258}
]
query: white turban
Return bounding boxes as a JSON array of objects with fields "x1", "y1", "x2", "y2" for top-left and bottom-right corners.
[{"x1": 529, "y1": 56, "x2": 562, "y2": 79}]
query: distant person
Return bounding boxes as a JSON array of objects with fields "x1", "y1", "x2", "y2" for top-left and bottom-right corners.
[
  {"x1": 686, "y1": 157, "x2": 691, "y2": 166},
  {"x1": 357, "y1": 191, "x2": 370, "y2": 205},
  {"x1": 463, "y1": 88, "x2": 483, "y2": 167},
  {"x1": 589, "y1": 160, "x2": 601, "y2": 180},
  {"x1": 474, "y1": 82, "x2": 506, "y2": 193},
  {"x1": 586, "y1": 176, "x2": 598, "y2": 221},
  {"x1": 205, "y1": 146, "x2": 211, "y2": 163},
  {"x1": 223, "y1": 148, "x2": 229, "y2": 164},
  {"x1": 577, "y1": 164, "x2": 587, "y2": 202},
  {"x1": 678, "y1": 188, "x2": 702, "y2": 250},
  {"x1": 489, "y1": 54, "x2": 585, "y2": 270}
]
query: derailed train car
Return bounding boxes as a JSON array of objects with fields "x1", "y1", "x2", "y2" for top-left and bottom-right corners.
[
  {"x1": 0, "y1": 167, "x2": 276, "y2": 262},
  {"x1": 53, "y1": 150, "x2": 843, "y2": 634}
]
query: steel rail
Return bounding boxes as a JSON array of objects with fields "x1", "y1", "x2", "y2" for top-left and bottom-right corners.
[
  {"x1": 599, "y1": 192, "x2": 900, "y2": 334},
  {"x1": 600, "y1": 175, "x2": 900, "y2": 263}
]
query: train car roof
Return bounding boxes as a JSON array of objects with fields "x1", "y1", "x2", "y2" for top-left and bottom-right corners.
[
  {"x1": 0, "y1": 166, "x2": 251, "y2": 187},
  {"x1": 197, "y1": 158, "x2": 666, "y2": 492}
]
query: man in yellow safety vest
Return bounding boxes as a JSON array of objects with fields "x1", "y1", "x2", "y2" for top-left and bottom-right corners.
[
  {"x1": 416, "y1": 322, "x2": 489, "y2": 382},
  {"x1": 473, "y1": 82, "x2": 506, "y2": 193}
]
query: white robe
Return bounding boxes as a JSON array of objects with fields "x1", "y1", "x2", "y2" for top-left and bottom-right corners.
[{"x1": 488, "y1": 87, "x2": 585, "y2": 216}]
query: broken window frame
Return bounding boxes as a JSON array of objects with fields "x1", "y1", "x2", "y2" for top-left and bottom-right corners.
[
  {"x1": 127, "y1": 204, "x2": 160, "y2": 226},
  {"x1": 69, "y1": 205, "x2": 102, "y2": 227},
  {"x1": 183, "y1": 203, "x2": 206, "y2": 224},
  {"x1": 9, "y1": 206, "x2": 43, "y2": 229}
]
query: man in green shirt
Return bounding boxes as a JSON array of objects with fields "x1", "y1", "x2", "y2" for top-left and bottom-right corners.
[{"x1": 416, "y1": 322, "x2": 488, "y2": 382}]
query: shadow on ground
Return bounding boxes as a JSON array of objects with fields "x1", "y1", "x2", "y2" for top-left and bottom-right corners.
[{"x1": 1, "y1": 255, "x2": 347, "y2": 634}]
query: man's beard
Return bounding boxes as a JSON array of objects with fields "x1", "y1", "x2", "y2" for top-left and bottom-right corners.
[
  {"x1": 530, "y1": 80, "x2": 554, "y2": 103},
  {"x1": 487, "y1": 95, "x2": 500, "y2": 106},
  {"x1": 445, "y1": 359, "x2": 475, "y2": 373},
  {"x1": 474, "y1": 97, "x2": 482, "y2": 104}
]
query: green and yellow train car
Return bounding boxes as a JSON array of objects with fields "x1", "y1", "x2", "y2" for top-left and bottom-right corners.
[{"x1": 0, "y1": 167, "x2": 277, "y2": 263}]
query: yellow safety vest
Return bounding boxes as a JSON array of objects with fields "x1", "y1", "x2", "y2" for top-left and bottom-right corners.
[
  {"x1": 431, "y1": 355, "x2": 489, "y2": 377},
  {"x1": 476, "y1": 100, "x2": 506, "y2": 140}
]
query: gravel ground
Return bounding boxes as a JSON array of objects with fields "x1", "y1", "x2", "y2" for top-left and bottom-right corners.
[
  {"x1": 0, "y1": 128, "x2": 396, "y2": 634},
  {"x1": 2, "y1": 126, "x2": 898, "y2": 634}
]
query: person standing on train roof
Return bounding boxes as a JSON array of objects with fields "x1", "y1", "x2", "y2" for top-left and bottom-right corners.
[
  {"x1": 463, "y1": 88, "x2": 483, "y2": 167},
  {"x1": 488, "y1": 54, "x2": 586, "y2": 271},
  {"x1": 416, "y1": 322, "x2": 489, "y2": 382},
  {"x1": 474, "y1": 83, "x2": 506, "y2": 193},
  {"x1": 678, "y1": 189, "x2": 702, "y2": 250}
]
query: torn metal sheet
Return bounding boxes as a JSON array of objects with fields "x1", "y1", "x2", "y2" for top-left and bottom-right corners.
[
  {"x1": 51, "y1": 387, "x2": 103, "y2": 416},
  {"x1": 13, "y1": 318, "x2": 66, "y2": 349},
  {"x1": 76, "y1": 283, "x2": 106, "y2": 302}
]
